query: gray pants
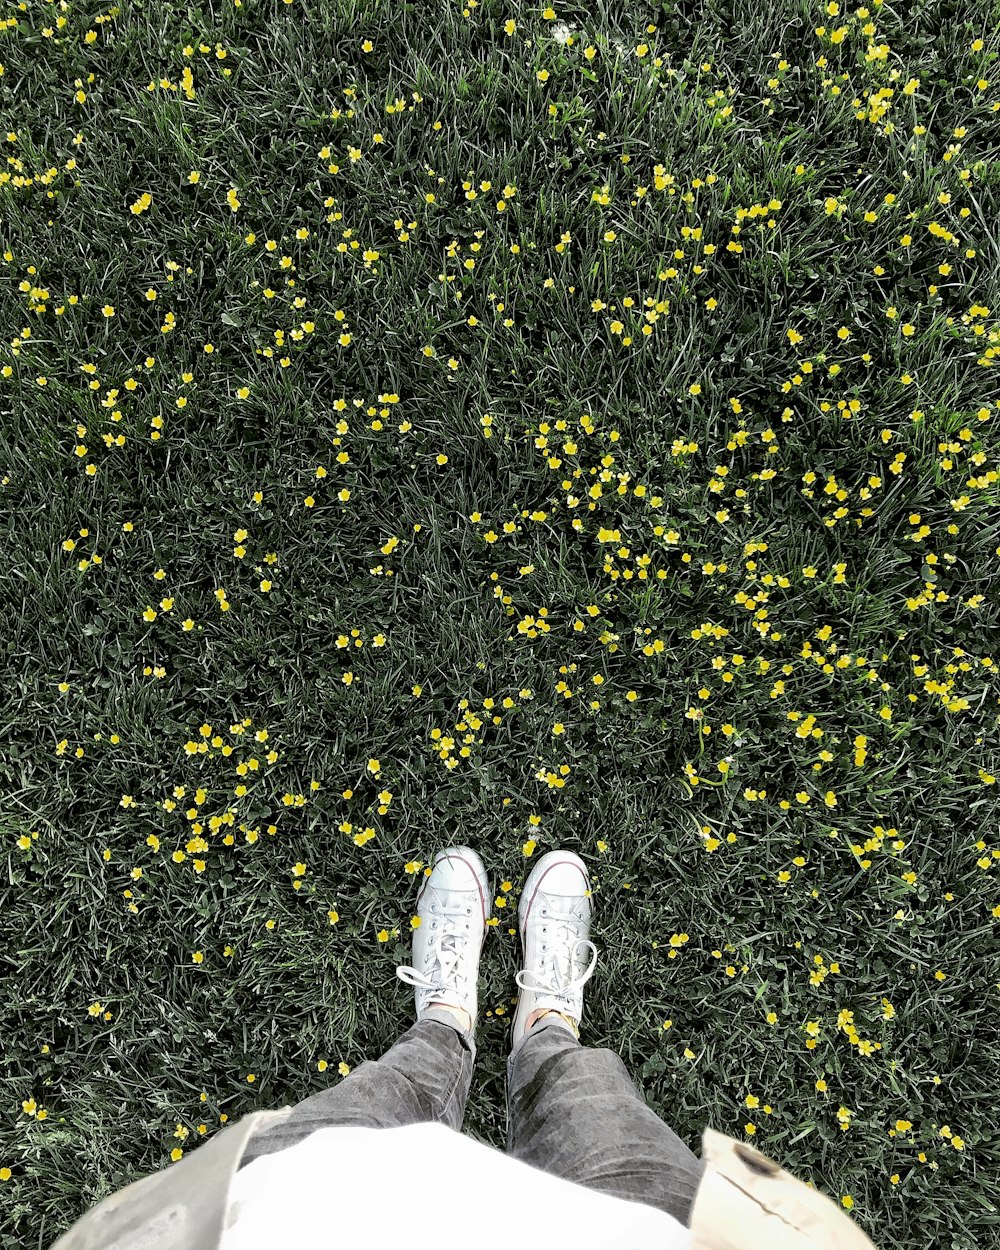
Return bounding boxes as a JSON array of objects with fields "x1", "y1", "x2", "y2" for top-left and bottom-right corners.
[{"x1": 238, "y1": 1008, "x2": 706, "y2": 1227}]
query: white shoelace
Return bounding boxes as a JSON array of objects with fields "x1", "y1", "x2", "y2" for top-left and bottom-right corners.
[
  {"x1": 396, "y1": 904, "x2": 472, "y2": 1004},
  {"x1": 515, "y1": 910, "x2": 598, "y2": 1006}
]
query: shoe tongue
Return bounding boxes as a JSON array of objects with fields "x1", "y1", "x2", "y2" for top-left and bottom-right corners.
[{"x1": 546, "y1": 899, "x2": 582, "y2": 919}]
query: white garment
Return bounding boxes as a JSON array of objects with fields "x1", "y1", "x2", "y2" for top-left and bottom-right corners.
[{"x1": 220, "y1": 1120, "x2": 692, "y2": 1250}]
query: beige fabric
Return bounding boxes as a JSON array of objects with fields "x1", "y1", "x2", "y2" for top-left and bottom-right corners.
[
  {"x1": 690, "y1": 1127, "x2": 880, "y2": 1249},
  {"x1": 48, "y1": 1111, "x2": 880, "y2": 1250},
  {"x1": 46, "y1": 1107, "x2": 295, "y2": 1250}
]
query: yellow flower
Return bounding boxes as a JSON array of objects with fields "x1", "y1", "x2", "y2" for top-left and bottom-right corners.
[{"x1": 102, "y1": 305, "x2": 115, "y2": 317}]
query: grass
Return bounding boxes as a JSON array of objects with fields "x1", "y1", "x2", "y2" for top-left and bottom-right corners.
[{"x1": 2, "y1": 0, "x2": 1000, "y2": 1247}]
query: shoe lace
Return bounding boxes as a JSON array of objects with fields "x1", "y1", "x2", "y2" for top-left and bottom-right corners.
[
  {"x1": 514, "y1": 908, "x2": 598, "y2": 1005},
  {"x1": 396, "y1": 903, "x2": 473, "y2": 1001}
]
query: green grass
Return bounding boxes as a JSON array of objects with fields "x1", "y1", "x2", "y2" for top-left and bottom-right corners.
[{"x1": 2, "y1": 0, "x2": 1000, "y2": 1246}]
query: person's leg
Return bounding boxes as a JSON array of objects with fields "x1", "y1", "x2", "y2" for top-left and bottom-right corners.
[
  {"x1": 237, "y1": 1006, "x2": 475, "y2": 1170},
  {"x1": 505, "y1": 1014, "x2": 706, "y2": 1227}
]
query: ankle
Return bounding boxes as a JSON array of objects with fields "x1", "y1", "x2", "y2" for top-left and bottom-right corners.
[
  {"x1": 428, "y1": 1001, "x2": 472, "y2": 1032},
  {"x1": 525, "y1": 1008, "x2": 577, "y2": 1037}
]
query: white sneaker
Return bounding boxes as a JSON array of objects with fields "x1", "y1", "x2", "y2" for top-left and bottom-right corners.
[
  {"x1": 511, "y1": 850, "x2": 598, "y2": 1047},
  {"x1": 396, "y1": 846, "x2": 491, "y2": 1030}
]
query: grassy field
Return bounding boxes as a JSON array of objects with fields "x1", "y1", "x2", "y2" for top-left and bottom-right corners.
[{"x1": 3, "y1": 0, "x2": 1000, "y2": 1246}]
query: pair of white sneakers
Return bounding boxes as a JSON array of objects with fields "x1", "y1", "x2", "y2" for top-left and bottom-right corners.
[{"x1": 396, "y1": 845, "x2": 598, "y2": 1045}]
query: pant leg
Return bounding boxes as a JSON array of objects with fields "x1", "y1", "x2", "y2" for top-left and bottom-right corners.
[
  {"x1": 505, "y1": 1016, "x2": 706, "y2": 1227},
  {"x1": 238, "y1": 1008, "x2": 475, "y2": 1170}
]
